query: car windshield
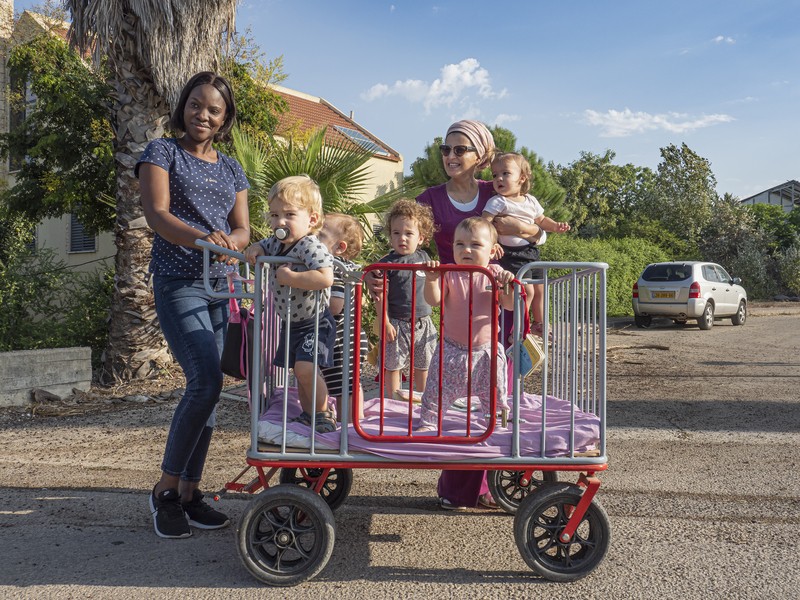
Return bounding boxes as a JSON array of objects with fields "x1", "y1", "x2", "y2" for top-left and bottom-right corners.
[{"x1": 642, "y1": 264, "x2": 691, "y2": 282}]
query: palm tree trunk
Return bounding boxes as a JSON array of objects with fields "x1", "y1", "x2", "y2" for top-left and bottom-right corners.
[
  {"x1": 67, "y1": 0, "x2": 240, "y2": 381},
  {"x1": 102, "y1": 11, "x2": 171, "y2": 382}
]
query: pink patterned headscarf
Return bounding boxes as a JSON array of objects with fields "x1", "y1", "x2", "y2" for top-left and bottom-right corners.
[{"x1": 445, "y1": 120, "x2": 495, "y2": 168}]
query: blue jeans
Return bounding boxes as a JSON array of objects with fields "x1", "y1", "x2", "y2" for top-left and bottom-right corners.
[{"x1": 153, "y1": 275, "x2": 229, "y2": 482}]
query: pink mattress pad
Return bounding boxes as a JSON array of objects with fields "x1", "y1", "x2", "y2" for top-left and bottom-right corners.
[{"x1": 258, "y1": 387, "x2": 600, "y2": 460}]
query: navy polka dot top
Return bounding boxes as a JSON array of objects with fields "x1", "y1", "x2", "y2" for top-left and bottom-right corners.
[{"x1": 135, "y1": 138, "x2": 250, "y2": 278}]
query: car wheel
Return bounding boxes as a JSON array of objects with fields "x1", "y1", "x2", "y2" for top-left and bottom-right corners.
[
  {"x1": 731, "y1": 301, "x2": 746, "y2": 326},
  {"x1": 634, "y1": 316, "x2": 651, "y2": 329},
  {"x1": 698, "y1": 303, "x2": 714, "y2": 330}
]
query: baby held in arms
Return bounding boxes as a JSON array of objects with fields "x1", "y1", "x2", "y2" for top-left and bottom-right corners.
[{"x1": 416, "y1": 217, "x2": 515, "y2": 432}]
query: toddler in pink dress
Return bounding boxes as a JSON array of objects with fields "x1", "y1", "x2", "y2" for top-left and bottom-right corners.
[{"x1": 417, "y1": 217, "x2": 515, "y2": 432}]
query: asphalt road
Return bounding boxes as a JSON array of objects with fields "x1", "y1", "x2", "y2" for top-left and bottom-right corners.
[{"x1": 1, "y1": 307, "x2": 798, "y2": 599}]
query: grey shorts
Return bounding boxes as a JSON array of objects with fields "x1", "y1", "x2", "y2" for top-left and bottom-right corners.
[{"x1": 382, "y1": 316, "x2": 437, "y2": 371}]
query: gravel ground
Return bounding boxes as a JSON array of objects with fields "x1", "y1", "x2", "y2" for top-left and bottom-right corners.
[{"x1": 0, "y1": 301, "x2": 798, "y2": 599}]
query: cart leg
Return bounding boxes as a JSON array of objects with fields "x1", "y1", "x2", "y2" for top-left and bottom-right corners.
[
  {"x1": 217, "y1": 465, "x2": 278, "y2": 498},
  {"x1": 558, "y1": 474, "x2": 601, "y2": 543}
]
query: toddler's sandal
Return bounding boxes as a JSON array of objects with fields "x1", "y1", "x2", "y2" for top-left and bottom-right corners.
[
  {"x1": 290, "y1": 412, "x2": 313, "y2": 426},
  {"x1": 478, "y1": 492, "x2": 499, "y2": 510},
  {"x1": 438, "y1": 497, "x2": 468, "y2": 511},
  {"x1": 314, "y1": 410, "x2": 337, "y2": 434}
]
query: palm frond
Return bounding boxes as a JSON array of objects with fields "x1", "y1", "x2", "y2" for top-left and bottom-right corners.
[
  {"x1": 66, "y1": 0, "x2": 238, "y2": 110},
  {"x1": 231, "y1": 126, "x2": 271, "y2": 240},
  {"x1": 350, "y1": 183, "x2": 424, "y2": 217},
  {"x1": 230, "y1": 123, "x2": 415, "y2": 247}
]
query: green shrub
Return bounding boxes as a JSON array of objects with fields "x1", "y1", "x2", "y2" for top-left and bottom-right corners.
[
  {"x1": 728, "y1": 240, "x2": 779, "y2": 300},
  {"x1": 0, "y1": 247, "x2": 112, "y2": 371},
  {"x1": 0, "y1": 248, "x2": 68, "y2": 351},
  {"x1": 776, "y1": 242, "x2": 800, "y2": 296},
  {"x1": 59, "y1": 267, "x2": 113, "y2": 368},
  {"x1": 541, "y1": 235, "x2": 669, "y2": 316}
]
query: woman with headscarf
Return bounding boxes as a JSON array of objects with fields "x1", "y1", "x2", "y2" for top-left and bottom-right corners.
[{"x1": 416, "y1": 120, "x2": 541, "y2": 509}]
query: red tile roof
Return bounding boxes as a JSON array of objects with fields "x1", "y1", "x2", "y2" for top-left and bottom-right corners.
[{"x1": 270, "y1": 86, "x2": 400, "y2": 162}]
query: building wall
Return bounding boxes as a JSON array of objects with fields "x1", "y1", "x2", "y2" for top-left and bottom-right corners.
[
  {"x1": 360, "y1": 157, "x2": 404, "y2": 202},
  {"x1": 36, "y1": 214, "x2": 116, "y2": 271},
  {"x1": 0, "y1": 0, "x2": 13, "y2": 182},
  {"x1": 739, "y1": 190, "x2": 796, "y2": 213}
]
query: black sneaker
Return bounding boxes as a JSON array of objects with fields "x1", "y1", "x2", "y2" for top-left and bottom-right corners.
[
  {"x1": 149, "y1": 487, "x2": 191, "y2": 539},
  {"x1": 182, "y1": 490, "x2": 230, "y2": 530}
]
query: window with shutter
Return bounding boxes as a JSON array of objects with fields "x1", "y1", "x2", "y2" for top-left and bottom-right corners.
[{"x1": 69, "y1": 213, "x2": 96, "y2": 253}]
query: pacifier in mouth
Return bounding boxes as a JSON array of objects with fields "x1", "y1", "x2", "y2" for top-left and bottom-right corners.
[{"x1": 274, "y1": 227, "x2": 290, "y2": 240}]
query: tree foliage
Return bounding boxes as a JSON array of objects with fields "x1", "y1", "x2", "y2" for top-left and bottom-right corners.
[
  {"x1": 0, "y1": 20, "x2": 290, "y2": 237},
  {"x1": 746, "y1": 203, "x2": 800, "y2": 253},
  {"x1": 408, "y1": 136, "x2": 447, "y2": 190},
  {"x1": 698, "y1": 193, "x2": 760, "y2": 267},
  {"x1": 549, "y1": 150, "x2": 655, "y2": 237},
  {"x1": 647, "y1": 143, "x2": 718, "y2": 252},
  {"x1": 0, "y1": 201, "x2": 35, "y2": 270},
  {"x1": 0, "y1": 245, "x2": 113, "y2": 367},
  {"x1": 613, "y1": 214, "x2": 694, "y2": 259},
  {"x1": 0, "y1": 34, "x2": 115, "y2": 234},
  {"x1": 777, "y1": 241, "x2": 800, "y2": 295},
  {"x1": 220, "y1": 27, "x2": 289, "y2": 148}
]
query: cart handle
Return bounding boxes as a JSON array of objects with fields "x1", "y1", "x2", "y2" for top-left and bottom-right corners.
[
  {"x1": 196, "y1": 238, "x2": 247, "y2": 263},
  {"x1": 197, "y1": 239, "x2": 252, "y2": 300}
]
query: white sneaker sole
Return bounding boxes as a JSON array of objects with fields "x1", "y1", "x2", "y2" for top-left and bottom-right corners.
[{"x1": 186, "y1": 516, "x2": 231, "y2": 530}]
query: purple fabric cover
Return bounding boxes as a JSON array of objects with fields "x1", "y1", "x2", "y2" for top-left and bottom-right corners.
[{"x1": 258, "y1": 388, "x2": 600, "y2": 461}]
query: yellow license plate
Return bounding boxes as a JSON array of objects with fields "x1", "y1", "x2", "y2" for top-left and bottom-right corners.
[{"x1": 653, "y1": 291, "x2": 675, "y2": 299}]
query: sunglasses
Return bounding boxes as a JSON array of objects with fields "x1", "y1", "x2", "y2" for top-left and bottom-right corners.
[{"x1": 439, "y1": 144, "x2": 478, "y2": 157}]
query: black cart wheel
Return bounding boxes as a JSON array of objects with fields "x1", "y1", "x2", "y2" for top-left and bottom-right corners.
[
  {"x1": 237, "y1": 485, "x2": 335, "y2": 587},
  {"x1": 634, "y1": 315, "x2": 651, "y2": 328},
  {"x1": 279, "y1": 467, "x2": 353, "y2": 511},
  {"x1": 488, "y1": 469, "x2": 558, "y2": 514},
  {"x1": 514, "y1": 483, "x2": 610, "y2": 582}
]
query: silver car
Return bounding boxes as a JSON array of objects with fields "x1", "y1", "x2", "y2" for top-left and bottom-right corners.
[{"x1": 632, "y1": 261, "x2": 747, "y2": 330}]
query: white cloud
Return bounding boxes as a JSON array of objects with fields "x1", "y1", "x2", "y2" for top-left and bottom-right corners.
[
  {"x1": 726, "y1": 96, "x2": 757, "y2": 105},
  {"x1": 360, "y1": 58, "x2": 506, "y2": 114},
  {"x1": 493, "y1": 113, "x2": 520, "y2": 126},
  {"x1": 712, "y1": 35, "x2": 736, "y2": 44},
  {"x1": 390, "y1": 4, "x2": 395, "y2": 12},
  {"x1": 584, "y1": 108, "x2": 735, "y2": 137},
  {"x1": 455, "y1": 104, "x2": 483, "y2": 122},
  {"x1": 362, "y1": 83, "x2": 390, "y2": 101}
]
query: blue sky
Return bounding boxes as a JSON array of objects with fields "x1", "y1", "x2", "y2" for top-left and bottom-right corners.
[
  {"x1": 17, "y1": 0, "x2": 799, "y2": 198},
  {"x1": 234, "y1": 0, "x2": 798, "y2": 198}
]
